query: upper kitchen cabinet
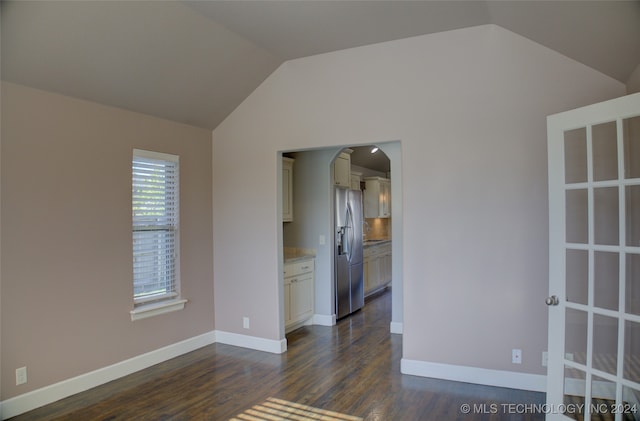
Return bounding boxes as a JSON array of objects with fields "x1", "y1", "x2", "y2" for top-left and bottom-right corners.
[
  {"x1": 350, "y1": 171, "x2": 362, "y2": 190},
  {"x1": 363, "y1": 176, "x2": 391, "y2": 218},
  {"x1": 282, "y1": 157, "x2": 294, "y2": 222},
  {"x1": 332, "y1": 149, "x2": 352, "y2": 187}
]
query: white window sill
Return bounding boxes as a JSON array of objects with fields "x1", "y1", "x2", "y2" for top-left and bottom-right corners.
[{"x1": 130, "y1": 298, "x2": 188, "y2": 321}]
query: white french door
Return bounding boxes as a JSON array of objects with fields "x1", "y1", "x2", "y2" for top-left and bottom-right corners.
[{"x1": 547, "y1": 93, "x2": 640, "y2": 421}]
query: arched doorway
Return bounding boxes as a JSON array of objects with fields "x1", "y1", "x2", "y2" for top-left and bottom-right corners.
[{"x1": 279, "y1": 141, "x2": 403, "y2": 339}]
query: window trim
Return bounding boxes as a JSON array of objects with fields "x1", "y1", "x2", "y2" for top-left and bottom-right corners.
[
  {"x1": 130, "y1": 298, "x2": 188, "y2": 321},
  {"x1": 131, "y1": 149, "x2": 185, "y2": 320}
]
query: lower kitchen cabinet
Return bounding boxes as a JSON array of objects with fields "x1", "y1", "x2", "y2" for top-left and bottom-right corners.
[
  {"x1": 363, "y1": 242, "x2": 392, "y2": 297},
  {"x1": 283, "y1": 257, "x2": 314, "y2": 332}
]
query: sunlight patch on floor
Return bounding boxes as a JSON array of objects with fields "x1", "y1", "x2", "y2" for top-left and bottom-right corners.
[{"x1": 230, "y1": 397, "x2": 363, "y2": 421}]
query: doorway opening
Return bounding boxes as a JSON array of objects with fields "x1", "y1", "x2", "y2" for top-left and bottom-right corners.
[{"x1": 279, "y1": 141, "x2": 403, "y2": 339}]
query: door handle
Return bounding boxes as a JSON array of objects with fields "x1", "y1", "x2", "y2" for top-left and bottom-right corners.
[
  {"x1": 545, "y1": 295, "x2": 560, "y2": 306},
  {"x1": 345, "y1": 205, "x2": 353, "y2": 260}
]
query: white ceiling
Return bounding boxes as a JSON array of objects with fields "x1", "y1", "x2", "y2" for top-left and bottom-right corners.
[{"x1": 2, "y1": 1, "x2": 640, "y2": 130}]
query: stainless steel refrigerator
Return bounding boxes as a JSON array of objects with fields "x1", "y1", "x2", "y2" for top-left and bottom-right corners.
[{"x1": 335, "y1": 187, "x2": 364, "y2": 319}]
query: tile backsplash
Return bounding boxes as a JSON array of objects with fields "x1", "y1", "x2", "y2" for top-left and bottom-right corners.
[{"x1": 364, "y1": 217, "x2": 391, "y2": 240}]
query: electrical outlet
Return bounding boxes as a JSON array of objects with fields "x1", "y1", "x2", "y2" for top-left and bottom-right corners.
[
  {"x1": 16, "y1": 367, "x2": 27, "y2": 385},
  {"x1": 319, "y1": 235, "x2": 326, "y2": 245},
  {"x1": 512, "y1": 349, "x2": 522, "y2": 364},
  {"x1": 243, "y1": 317, "x2": 250, "y2": 329},
  {"x1": 542, "y1": 351, "x2": 548, "y2": 367}
]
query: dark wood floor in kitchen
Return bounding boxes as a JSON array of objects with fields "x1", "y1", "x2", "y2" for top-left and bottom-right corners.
[{"x1": 10, "y1": 290, "x2": 545, "y2": 421}]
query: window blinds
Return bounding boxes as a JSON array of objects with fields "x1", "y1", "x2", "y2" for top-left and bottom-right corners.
[{"x1": 132, "y1": 150, "x2": 179, "y2": 303}]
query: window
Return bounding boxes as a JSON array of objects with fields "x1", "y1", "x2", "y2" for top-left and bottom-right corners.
[{"x1": 130, "y1": 149, "x2": 185, "y2": 320}]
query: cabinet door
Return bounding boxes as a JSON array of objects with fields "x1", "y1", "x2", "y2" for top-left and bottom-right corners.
[
  {"x1": 283, "y1": 279, "x2": 292, "y2": 324},
  {"x1": 364, "y1": 177, "x2": 391, "y2": 218},
  {"x1": 333, "y1": 154, "x2": 351, "y2": 187},
  {"x1": 282, "y1": 158, "x2": 294, "y2": 222},
  {"x1": 290, "y1": 273, "x2": 314, "y2": 321},
  {"x1": 363, "y1": 180, "x2": 379, "y2": 218},
  {"x1": 350, "y1": 172, "x2": 362, "y2": 190},
  {"x1": 381, "y1": 181, "x2": 391, "y2": 217},
  {"x1": 363, "y1": 256, "x2": 371, "y2": 294},
  {"x1": 369, "y1": 255, "x2": 381, "y2": 290},
  {"x1": 381, "y1": 252, "x2": 392, "y2": 284}
]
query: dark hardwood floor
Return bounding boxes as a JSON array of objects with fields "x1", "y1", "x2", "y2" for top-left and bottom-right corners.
[{"x1": 10, "y1": 290, "x2": 545, "y2": 420}]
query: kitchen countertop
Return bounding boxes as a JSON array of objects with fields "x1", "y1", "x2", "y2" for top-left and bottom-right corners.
[
  {"x1": 284, "y1": 247, "x2": 315, "y2": 264},
  {"x1": 363, "y1": 238, "x2": 392, "y2": 247}
]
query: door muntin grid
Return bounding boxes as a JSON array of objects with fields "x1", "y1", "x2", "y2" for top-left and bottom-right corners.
[{"x1": 560, "y1": 115, "x2": 640, "y2": 421}]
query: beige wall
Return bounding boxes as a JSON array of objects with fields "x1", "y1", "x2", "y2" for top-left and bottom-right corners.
[
  {"x1": 628, "y1": 64, "x2": 640, "y2": 94},
  {"x1": 0, "y1": 22, "x2": 630, "y2": 405},
  {"x1": 212, "y1": 25, "x2": 625, "y2": 376},
  {"x1": 1, "y1": 82, "x2": 214, "y2": 399}
]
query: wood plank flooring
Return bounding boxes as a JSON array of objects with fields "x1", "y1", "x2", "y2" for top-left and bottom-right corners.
[{"x1": 9, "y1": 290, "x2": 545, "y2": 420}]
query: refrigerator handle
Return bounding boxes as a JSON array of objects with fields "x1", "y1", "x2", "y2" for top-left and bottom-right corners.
[{"x1": 346, "y1": 204, "x2": 354, "y2": 261}]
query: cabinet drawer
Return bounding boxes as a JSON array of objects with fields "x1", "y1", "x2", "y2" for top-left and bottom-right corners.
[{"x1": 284, "y1": 259, "x2": 314, "y2": 277}]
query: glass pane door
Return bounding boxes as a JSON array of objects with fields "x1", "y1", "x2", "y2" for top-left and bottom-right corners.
[{"x1": 547, "y1": 94, "x2": 640, "y2": 421}]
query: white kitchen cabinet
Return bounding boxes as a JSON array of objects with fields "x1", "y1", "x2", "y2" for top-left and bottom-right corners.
[
  {"x1": 363, "y1": 256, "x2": 371, "y2": 293},
  {"x1": 283, "y1": 258, "x2": 314, "y2": 332},
  {"x1": 380, "y1": 252, "x2": 392, "y2": 285},
  {"x1": 350, "y1": 171, "x2": 362, "y2": 190},
  {"x1": 363, "y1": 254, "x2": 379, "y2": 295},
  {"x1": 363, "y1": 177, "x2": 391, "y2": 218},
  {"x1": 333, "y1": 150, "x2": 352, "y2": 187},
  {"x1": 363, "y1": 242, "x2": 391, "y2": 297},
  {"x1": 282, "y1": 157, "x2": 294, "y2": 222}
]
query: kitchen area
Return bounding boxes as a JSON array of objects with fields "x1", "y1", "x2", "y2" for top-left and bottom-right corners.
[{"x1": 281, "y1": 146, "x2": 393, "y2": 333}]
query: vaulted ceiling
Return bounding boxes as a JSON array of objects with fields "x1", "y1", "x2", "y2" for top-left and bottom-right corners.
[{"x1": 3, "y1": 1, "x2": 640, "y2": 130}]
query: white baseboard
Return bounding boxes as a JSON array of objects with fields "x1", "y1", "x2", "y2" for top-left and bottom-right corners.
[
  {"x1": 313, "y1": 313, "x2": 336, "y2": 327},
  {"x1": 401, "y1": 359, "x2": 547, "y2": 392},
  {"x1": 1, "y1": 331, "x2": 217, "y2": 420},
  {"x1": 215, "y1": 330, "x2": 287, "y2": 354},
  {"x1": 390, "y1": 321, "x2": 403, "y2": 334}
]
